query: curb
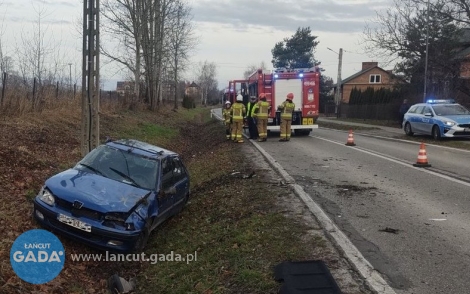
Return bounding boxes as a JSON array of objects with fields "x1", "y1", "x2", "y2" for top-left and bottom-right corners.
[{"x1": 210, "y1": 109, "x2": 397, "y2": 294}]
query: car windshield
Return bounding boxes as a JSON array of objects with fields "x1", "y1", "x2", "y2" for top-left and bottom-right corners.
[
  {"x1": 75, "y1": 145, "x2": 159, "y2": 190},
  {"x1": 432, "y1": 104, "x2": 470, "y2": 116}
]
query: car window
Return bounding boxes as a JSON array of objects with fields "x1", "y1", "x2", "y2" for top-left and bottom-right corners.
[
  {"x1": 407, "y1": 106, "x2": 419, "y2": 114},
  {"x1": 432, "y1": 104, "x2": 470, "y2": 116},
  {"x1": 172, "y1": 157, "x2": 187, "y2": 183},
  {"x1": 423, "y1": 106, "x2": 432, "y2": 115},
  {"x1": 414, "y1": 106, "x2": 425, "y2": 114},
  {"x1": 161, "y1": 157, "x2": 174, "y2": 190},
  {"x1": 76, "y1": 145, "x2": 159, "y2": 190}
]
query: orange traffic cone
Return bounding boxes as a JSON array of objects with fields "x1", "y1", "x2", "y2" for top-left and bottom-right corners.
[
  {"x1": 413, "y1": 143, "x2": 431, "y2": 167},
  {"x1": 345, "y1": 130, "x2": 356, "y2": 146}
]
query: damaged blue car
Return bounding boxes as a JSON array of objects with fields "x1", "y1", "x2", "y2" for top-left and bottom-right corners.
[{"x1": 33, "y1": 139, "x2": 190, "y2": 253}]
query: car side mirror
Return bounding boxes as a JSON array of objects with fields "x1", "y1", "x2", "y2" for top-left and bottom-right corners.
[{"x1": 424, "y1": 112, "x2": 433, "y2": 117}]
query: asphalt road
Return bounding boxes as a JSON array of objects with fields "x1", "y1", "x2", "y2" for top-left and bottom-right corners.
[
  {"x1": 212, "y1": 109, "x2": 470, "y2": 294},
  {"x1": 261, "y1": 129, "x2": 470, "y2": 294}
]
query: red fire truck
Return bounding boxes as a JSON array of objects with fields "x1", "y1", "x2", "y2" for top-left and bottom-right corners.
[{"x1": 226, "y1": 67, "x2": 320, "y2": 135}]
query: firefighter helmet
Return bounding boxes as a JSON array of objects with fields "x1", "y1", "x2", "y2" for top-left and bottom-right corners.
[
  {"x1": 286, "y1": 93, "x2": 294, "y2": 100},
  {"x1": 259, "y1": 93, "x2": 266, "y2": 99},
  {"x1": 236, "y1": 94, "x2": 243, "y2": 102},
  {"x1": 225, "y1": 100, "x2": 231, "y2": 105}
]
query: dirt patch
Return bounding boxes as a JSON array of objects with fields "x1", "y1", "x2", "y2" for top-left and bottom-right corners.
[{"x1": 336, "y1": 184, "x2": 378, "y2": 197}]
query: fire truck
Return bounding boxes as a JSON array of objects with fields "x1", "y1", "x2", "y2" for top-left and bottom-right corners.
[{"x1": 225, "y1": 67, "x2": 320, "y2": 135}]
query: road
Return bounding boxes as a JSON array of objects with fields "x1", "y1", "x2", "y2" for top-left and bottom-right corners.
[{"x1": 212, "y1": 109, "x2": 470, "y2": 294}]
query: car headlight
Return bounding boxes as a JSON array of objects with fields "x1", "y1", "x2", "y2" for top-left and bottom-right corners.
[
  {"x1": 103, "y1": 212, "x2": 135, "y2": 230},
  {"x1": 38, "y1": 187, "x2": 55, "y2": 206},
  {"x1": 443, "y1": 121, "x2": 456, "y2": 127}
]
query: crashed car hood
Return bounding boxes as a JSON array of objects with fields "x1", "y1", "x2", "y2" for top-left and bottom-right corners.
[
  {"x1": 442, "y1": 115, "x2": 470, "y2": 124},
  {"x1": 45, "y1": 169, "x2": 151, "y2": 213}
]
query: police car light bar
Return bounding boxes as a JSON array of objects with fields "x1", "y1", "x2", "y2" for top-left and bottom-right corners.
[{"x1": 426, "y1": 99, "x2": 455, "y2": 104}]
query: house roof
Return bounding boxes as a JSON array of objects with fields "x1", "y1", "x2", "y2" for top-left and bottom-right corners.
[
  {"x1": 188, "y1": 81, "x2": 198, "y2": 88},
  {"x1": 453, "y1": 46, "x2": 470, "y2": 60},
  {"x1": 338, "y1": 66, "x2": 388, "y2": 85}
]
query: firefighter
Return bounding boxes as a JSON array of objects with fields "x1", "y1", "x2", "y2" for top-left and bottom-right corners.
[
  {"x1": 277, "y1": 93, "x2": 295, "y2": 141},
  {"x1": 222, "y1": 100, "x2": 232, "y2": 140},
  {"x1": 245, "y1": 96, "x2": 259, "y2": 140},
  {"x1": 231, "y1": 94, "x2": 246, "y2": 143},
  {"x1": 253, "y1": 93, "x2": 270, "y2": 142}
]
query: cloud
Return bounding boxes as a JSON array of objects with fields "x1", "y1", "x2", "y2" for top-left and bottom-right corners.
[{"x1": 191, "y1": 0, "x2": 388, "y2": 33}]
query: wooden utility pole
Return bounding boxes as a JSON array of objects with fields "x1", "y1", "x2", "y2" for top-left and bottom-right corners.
[
  {"x1": 328, "y1": 47, "x2": 343, "y2": 118},
  {"x1": 336, "y1": 48, "x2": 343, "y2": 118},
  {"x1": 81, "y1": 0, "x2": 100, "y2": 156}
]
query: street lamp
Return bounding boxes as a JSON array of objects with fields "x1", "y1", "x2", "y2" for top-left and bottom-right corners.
[
  {"x1": 423, "y1": 0, "x2": 430, "y2": 102},
  {"x1": 327, "y1": 47, "x2": 343, "y2": 118}
]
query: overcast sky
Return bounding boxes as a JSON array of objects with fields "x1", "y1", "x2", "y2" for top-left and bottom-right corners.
[{"x1": 0, "y1": 0, "x2": 392, "y2": 90}]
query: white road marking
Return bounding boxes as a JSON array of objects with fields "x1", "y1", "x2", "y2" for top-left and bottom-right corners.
[{"x1": 310, "y1": 135, "x2": 470, "y2": 188}]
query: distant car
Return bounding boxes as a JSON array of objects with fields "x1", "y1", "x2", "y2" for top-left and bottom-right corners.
[
  {"x1": 33, "y1": 139, "x2": 190, "y2": 253},
  {"x1": 402, "y1": 99, "x2": 470, "y2": 140}
]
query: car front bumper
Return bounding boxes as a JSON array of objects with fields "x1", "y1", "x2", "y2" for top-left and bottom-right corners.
[
  {"x1": 442, "y1": 125, "x2": 470, "y2": 137},
  {"x1": 33, "y1": 199, "x2": 141, "y2": 253}
]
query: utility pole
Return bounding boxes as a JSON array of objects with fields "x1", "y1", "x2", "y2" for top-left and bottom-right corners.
[
  {"x1": 423, "y1": 0, "x2": 430, "y2": 102},
  {"x1": 81, "y1": 0, "x2": 100, "y2": 156},
  {"x1": 328, "y1": 47, "x2": 343, "y2": 118},
  {"x1": 336, "y1": 48, "x2": 343, "y2": 118}
]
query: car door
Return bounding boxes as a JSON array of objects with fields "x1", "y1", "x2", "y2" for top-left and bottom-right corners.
[
  {"x1": 421, "y1": 106, "x2": 434, "y2": 135},
  {"x1": 171, "y1": 156, "x2": 189, "y2": 209},
  {"x1": 412, "y1": 106, "x2": 426, "y2": 133},
  {"x1": 154, "y1": 157, "x2": 175, "y2": 225}
]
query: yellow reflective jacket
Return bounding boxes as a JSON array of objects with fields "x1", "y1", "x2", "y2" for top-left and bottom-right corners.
[
  {"x1": 278, "y1": 100, "x2": 295, "y2": 119},
  {"x1": 222, "y1": 108, "x2": 231, "y2": 124},
  {"x1": 253, "y1": 101, "x2": 270, "y2": 119},
  {"x1": 246, "y1": 102, "x2": 257, "y2": 118},
  {"x1": 230, "y1": 102, "x2": 246, "y2": 122}
]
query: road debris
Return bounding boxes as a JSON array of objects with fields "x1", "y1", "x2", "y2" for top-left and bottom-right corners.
[
  {"x1": 378, "y1": 227, "x2": 399, "y2": 234},
  {"x1": 107, "y1": 274, "x2": 136, "y2": 294}
]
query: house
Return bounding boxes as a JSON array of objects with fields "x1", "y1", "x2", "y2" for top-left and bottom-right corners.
[
  {"x1": 116, "y1": 81, "x2": 134, "y2": 96},
  {"x1": 335, "y1": 62, "x2": 400, "y2": 103},
  {"x1": 185, "y1": 81, "x2": 199, "y2": 97},
  {"x1": 452, "y1": 28, "x2": 470, "y2": 79}
]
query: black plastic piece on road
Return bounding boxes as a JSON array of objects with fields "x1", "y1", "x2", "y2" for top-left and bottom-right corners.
[{"x1": 274, "y1": 260, "x2": 342, "y2": 294}]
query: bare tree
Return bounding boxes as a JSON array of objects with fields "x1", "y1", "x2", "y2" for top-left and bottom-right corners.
[
  {"x1": 15, "y1": 2, "x2": 64, "y2": 86},
  {"x1": 101, "y1": 0, "x2": 143, "y2": 100},
  {"x1": 166, "y1": 0, "x2": 196, "y2": 109},
  {"x1": 363, "y1": 0, "x2": 461, "y2": 97},
  {"x1": 410, "y1": 0, "x2": 470, "y2": 27},
  {"x1": 195, "y1": 60, "x2": 217, "y2": 106},
  {"x1": 243, "y1": 61, "x2": 267, "y2": 79}
]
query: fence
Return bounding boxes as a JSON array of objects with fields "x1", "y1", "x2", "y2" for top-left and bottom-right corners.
[
  {"x1": 0, "y1": 72, "x2": 81, "y2": 114},
  {"x1": 323, "y1": 102, "x2": 403, "y2": 121}
]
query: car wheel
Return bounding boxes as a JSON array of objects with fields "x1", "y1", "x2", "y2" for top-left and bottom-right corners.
[
  {"x1": 432, "y1": 125, "x2": 441, "y2": 141},
  {"x1": 404, "y1": 123, "x2": 414, "y2": 136}
]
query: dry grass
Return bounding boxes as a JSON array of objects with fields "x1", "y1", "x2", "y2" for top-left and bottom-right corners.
[{"x1": 0, "y1": 104, "x2": 363, "y2": 294}]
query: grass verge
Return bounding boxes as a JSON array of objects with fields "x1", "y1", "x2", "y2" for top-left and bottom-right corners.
[{"x1": 0, "y1": 105, "x2": 349, "y2": 294}]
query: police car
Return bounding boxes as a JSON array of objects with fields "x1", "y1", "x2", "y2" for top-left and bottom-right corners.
[{"x1": 403, "y1": 99, "x2": 470, "y2": 140}]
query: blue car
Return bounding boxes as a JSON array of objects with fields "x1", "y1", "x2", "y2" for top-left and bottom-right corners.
[
  {"x1": 403, "y1": 99, "x2": 470, "y2": 140},
  {"x1": 33, "y1": 139, "x2": 190, "y2": 253}
]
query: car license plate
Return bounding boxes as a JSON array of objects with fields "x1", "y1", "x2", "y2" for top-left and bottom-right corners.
[{"x1": 58, "y1": 214, "x2": 91, "y2": 232}]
